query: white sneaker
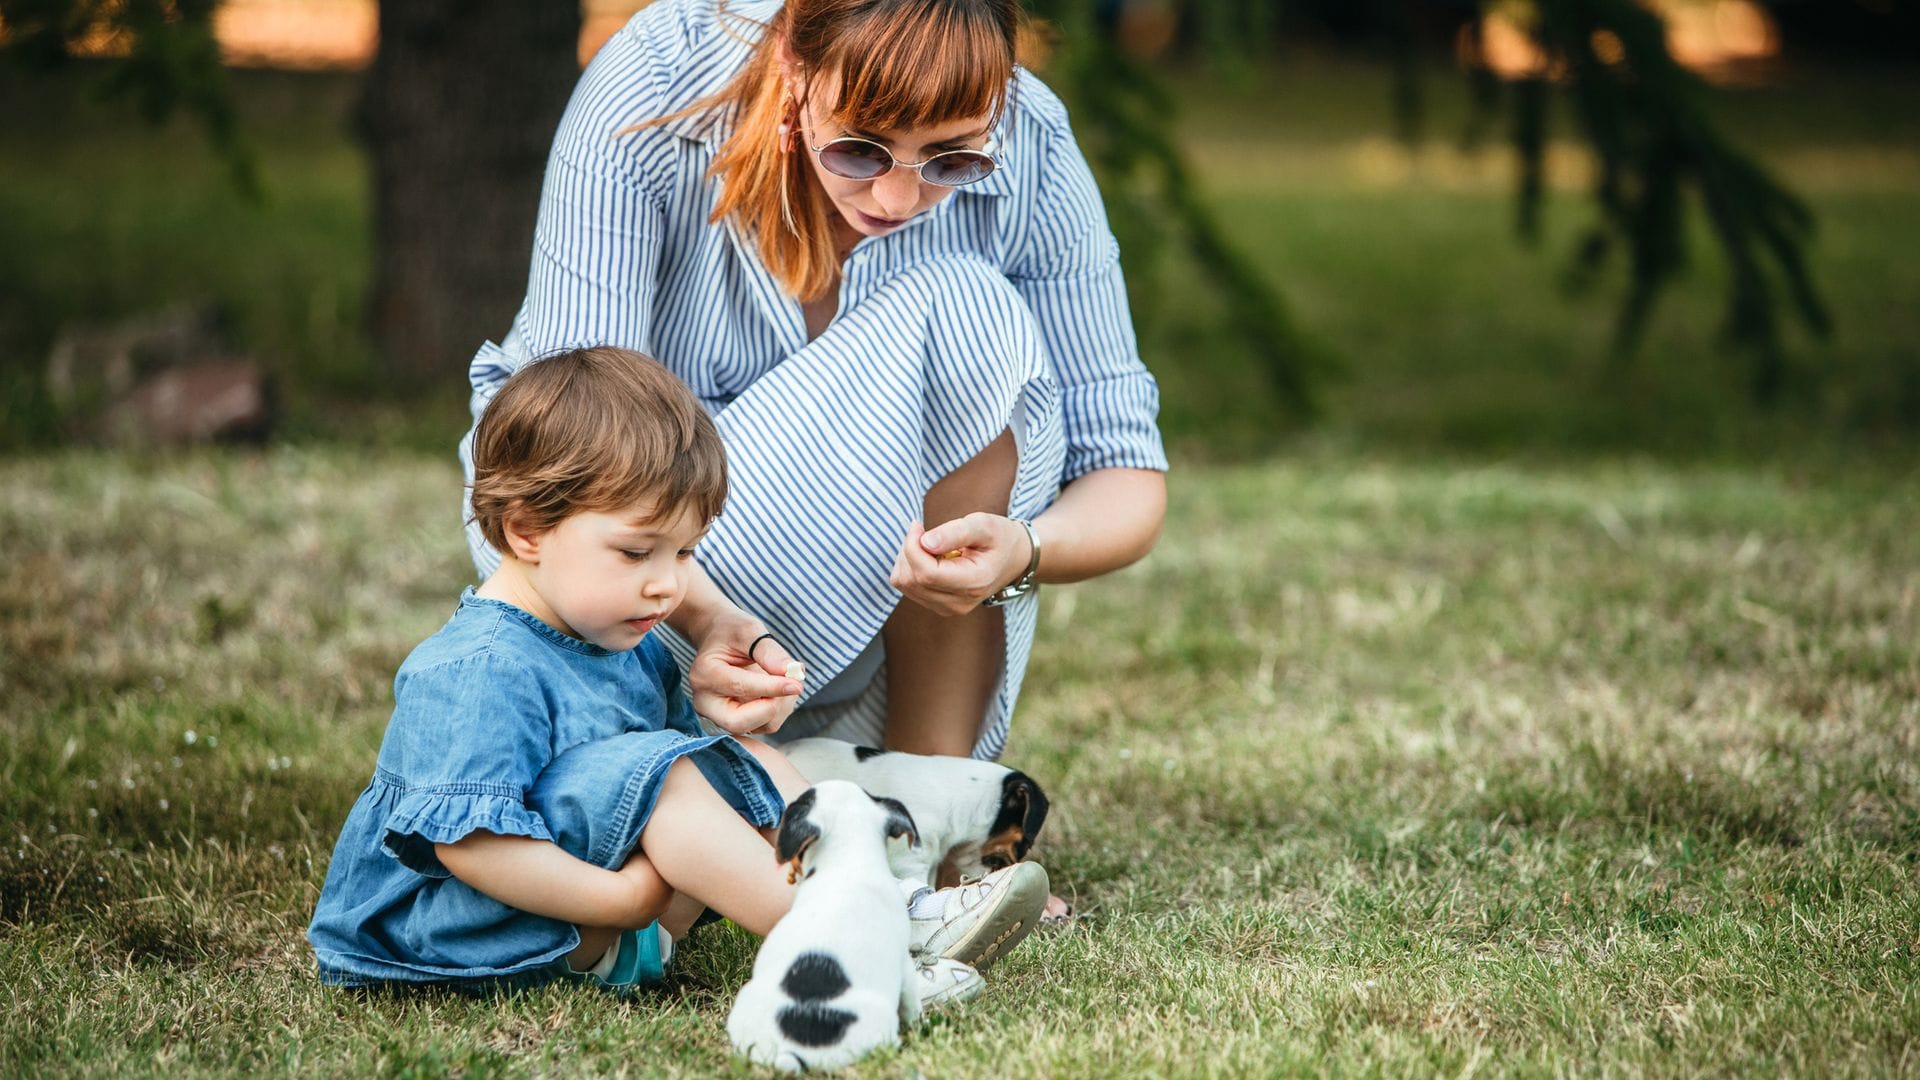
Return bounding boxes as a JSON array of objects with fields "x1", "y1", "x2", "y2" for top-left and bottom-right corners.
[
  {"x1": 909, "y1": 862, "x2": 1049, "y2": 971},
  {"x1": 915, "y1": 957, "x2": 986, "y2": 1011}
]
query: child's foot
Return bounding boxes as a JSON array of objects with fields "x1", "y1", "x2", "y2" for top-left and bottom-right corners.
[
  {"x1": 914, "y1": 957, "x2": 986, "y2": 1012},
  {"x1": 907, "y1": 862, "x2": 1048, "y2": 971},
  {"x1": 570, "y1": 923, "x2": 669, "y2": 994}
]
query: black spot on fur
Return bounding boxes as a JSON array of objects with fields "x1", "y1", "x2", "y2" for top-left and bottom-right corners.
[
  {"x1": 871, "y1": 794, "x2": 919, "y2": 847},
  {"x1": 853, "y1": 745, "x2": 890, "y2": 762},
  {"x1": 776, "y1": 789, "x2": 821, "y2": 865},
  {"x1": 777, "y1": 1001, "x2": 858, "y2": 1047},
  {"x1": 781, "y1": 952, "x2": 851, "y2": 1001},
  {"x1": 994, "y1": 772, "x2": 1050, "y2": 860}
]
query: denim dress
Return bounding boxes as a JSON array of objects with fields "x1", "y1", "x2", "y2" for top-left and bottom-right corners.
[{"x1": 307, "y1": 589, "x2": 785, "y2": 987}]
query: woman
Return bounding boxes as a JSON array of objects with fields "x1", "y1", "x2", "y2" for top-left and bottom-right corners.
[{"x1": 462, "y1": 0, "x2": 1167, "y2": 767}]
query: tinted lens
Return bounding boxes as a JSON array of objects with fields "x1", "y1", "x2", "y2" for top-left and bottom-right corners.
[
  {"x1": 922, "y1": 151, "x2": 996, "y2": 187},
  {"x1": 816, "y1": 139, "x2": 893, "y2": 180}
]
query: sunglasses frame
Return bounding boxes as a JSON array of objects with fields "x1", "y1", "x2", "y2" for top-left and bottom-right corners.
[{"x1": 806, "y1": 135, "x2": 1002, "y2": 188}]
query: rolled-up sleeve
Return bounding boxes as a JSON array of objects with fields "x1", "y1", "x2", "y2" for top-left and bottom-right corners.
[{"x1": 1008, "y1": 111, "x2": 1169, "y2": 483}]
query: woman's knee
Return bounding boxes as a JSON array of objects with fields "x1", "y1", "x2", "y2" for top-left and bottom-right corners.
[{"x1": 892, "y1": 256, "x2": 1043, "y2": 384}]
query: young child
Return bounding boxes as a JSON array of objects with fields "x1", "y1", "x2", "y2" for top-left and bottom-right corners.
[{"x1": 307, "y1": 346, "x2": 1046, "y2": 994}]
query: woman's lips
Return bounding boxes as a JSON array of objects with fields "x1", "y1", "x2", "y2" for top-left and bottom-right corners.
[{"x1": 857, "y1": 210, "x2": 907, "y2": 230}]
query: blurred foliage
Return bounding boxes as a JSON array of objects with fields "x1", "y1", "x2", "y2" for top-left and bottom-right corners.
[
  {"x1": 1031, "y1": 1, "x2": 1336, "y2": 417},
  {"x1": 0, "y1": 0, "x2": 257, "y2": 194},
  {"x1": 0, "y1": 0, "x2": 1841, "y2": 424},
  {"x1": 1465, "y1": 0, "x2": 1830, "y2": 403},
  {"x1": 1046, "y1": 0, "x2": 1829, "y2": 405}
]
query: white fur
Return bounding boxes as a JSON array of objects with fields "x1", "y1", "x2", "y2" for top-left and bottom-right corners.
[
  {"x1": 781, "y1": 738, "x2": 1028, "y2": 888},
  {"x1": 727, "y1": 780, "x2": 921, "y2": 1074}
]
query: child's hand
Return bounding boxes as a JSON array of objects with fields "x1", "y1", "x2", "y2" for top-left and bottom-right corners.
[{"x1": 687, "y1": 617, "x2": 805, "y2": 736}]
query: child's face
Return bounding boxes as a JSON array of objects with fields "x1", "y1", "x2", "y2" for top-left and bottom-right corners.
[{"x1": 523, "y1": 499, "x2": 708, "y2": 652}]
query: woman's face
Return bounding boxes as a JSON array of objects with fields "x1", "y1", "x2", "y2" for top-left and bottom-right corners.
[{"x1": 792, "y1": 69, "x2": 996, "y2": 241}]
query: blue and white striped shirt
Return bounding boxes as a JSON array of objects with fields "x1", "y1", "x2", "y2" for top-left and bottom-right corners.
[{"x1": 465, "y1": 0, "x2": 1167, "y2": 756}]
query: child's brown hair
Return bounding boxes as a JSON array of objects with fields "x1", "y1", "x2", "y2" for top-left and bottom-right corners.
[{"x1": 469, "y1": 347, "x2": 728, "y2": 553}]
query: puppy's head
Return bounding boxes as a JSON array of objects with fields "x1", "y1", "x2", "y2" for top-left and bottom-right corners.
[
  {"x1": 978, "y1": 771, "x2": 1049, "y2": 873},
  {"x1": 774, "y1": 780, "x2": 920, "y2": 884}
]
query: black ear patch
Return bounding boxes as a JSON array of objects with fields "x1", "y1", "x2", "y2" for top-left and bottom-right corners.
[
  {"x1": 781, "y1": 952, "x2": 851, "y2": 1001},
  {"x1": 993, "y1": 772, "x2": 1050, "y2": 861},
  {"x1": 775, "y1": 788, "x2": 821, "y2": 865},
  {"x1": 872, "y1": 794, "x2": 919, "y2": 848},
  {"x1": 853, "y1": 745, "x2": 890, "y2": 762},
  {"x1": 777, "y1": 1001, "x2": 858, "y2": 1047}
]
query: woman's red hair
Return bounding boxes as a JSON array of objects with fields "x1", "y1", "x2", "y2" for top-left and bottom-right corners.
[{"x1": 673, "y1": 0, "x2": 1020, "y2": 301}]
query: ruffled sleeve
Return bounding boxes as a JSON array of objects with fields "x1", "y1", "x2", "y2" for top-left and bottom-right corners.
[
  {"x1": 379, "y1": 781, "x2": 556, "y2": 878},
  {"x1": 371, "y1": 649, "x2": 558, "y2": 877}
]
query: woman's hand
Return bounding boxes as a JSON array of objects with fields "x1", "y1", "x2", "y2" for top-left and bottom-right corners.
[
  {"x1": 890, "y1": 514, "x2": 1033, "y2": 617},
  {"x1": 686, "y1": 613, "x2": 805, "y2": 737}
]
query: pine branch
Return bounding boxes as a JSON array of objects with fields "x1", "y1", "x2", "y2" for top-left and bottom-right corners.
[
  {"x1": 1506, "y1": 0, "x2": 1830, "y2": 402},
  {"x1": 1028, "y1": 0, "x2": 1328, "y2": 417}
]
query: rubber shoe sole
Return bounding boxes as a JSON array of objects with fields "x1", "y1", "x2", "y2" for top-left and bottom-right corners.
[
  {"x1": 915, "y1": 957, "x2": 987, "y2": 1012},
  {"x1": 923, "y1": 862, "x2": 1049, "y2": 972}
]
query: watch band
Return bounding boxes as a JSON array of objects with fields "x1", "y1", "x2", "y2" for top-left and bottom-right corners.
[{"x1": 981, "y1": 517, "x2": 1041, "y2": 608}]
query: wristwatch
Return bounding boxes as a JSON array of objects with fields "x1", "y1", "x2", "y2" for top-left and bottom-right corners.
[{"x1": 981, "y1": 517, "x2": 1041, "y2": 608}]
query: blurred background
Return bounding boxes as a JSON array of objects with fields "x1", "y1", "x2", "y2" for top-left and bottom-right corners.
[{"x1": 1, "y1": 0, "x2": 1915, "y2": 461}]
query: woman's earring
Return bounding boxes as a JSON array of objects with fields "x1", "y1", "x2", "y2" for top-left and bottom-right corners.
[{"x1": 777, "y1": 93, "x2": 799, "y2": 155}]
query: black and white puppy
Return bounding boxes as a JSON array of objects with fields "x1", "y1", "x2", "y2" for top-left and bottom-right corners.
[
  {"x1": 727, "y1": 780, "x2": 924, "y2": 1074},
  {"x1": 781, "y1": 738, "x2": 1050, "y2": 889}
]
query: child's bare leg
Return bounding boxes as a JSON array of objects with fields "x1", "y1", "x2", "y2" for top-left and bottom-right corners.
[
  {"x1": 640, "y1": 758, "x2": 795, "y2": 935},
  {"x1": 568, "y1": 846, "x2": 676, "y2": 968},
  {"x1": 741, "y1": 737, "x2": 811, "y2": 802},
  {"x1": 568, "y1": 926, "x2": 623, "y2": 970},
  {"x1": 659, "y1": 891, "x2": 707, "y2": 938},
  {"x1": 571, "y1": 889, "x2": 701, "y2": 969}
]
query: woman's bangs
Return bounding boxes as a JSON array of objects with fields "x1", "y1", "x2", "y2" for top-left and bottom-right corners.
[{"x1": 826, "y1": 5, "x2": 1012, "y2": 133}]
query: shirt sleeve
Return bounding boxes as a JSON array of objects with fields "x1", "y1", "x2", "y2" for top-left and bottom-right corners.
[
  {"x1": 375, "y1": 653, "x2": 557, "y2": 878},
  {"x1": 1006, "y1": 91, "x2": 1170, "y2": 483}
]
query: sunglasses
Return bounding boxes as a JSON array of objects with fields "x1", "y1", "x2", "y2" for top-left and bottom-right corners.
[{"x1": 807, "y1": 135, "x2": 1000, "y2": 188}]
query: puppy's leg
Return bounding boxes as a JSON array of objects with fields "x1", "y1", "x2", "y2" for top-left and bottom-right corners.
[{"x1": 898, "y1": 950, "x2": 923, "y2": 1028}]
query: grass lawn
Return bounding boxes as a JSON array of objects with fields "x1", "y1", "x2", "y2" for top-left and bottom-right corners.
[
  {"x1": 4, "y1": 45, "x2": 1918, "y2": 1077},
  {"x1": 3, "y1": 447, "x2": 1916, "y2": 1075}
]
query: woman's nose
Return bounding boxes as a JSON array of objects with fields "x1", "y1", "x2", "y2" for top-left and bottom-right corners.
[{"x1": 872, "y1": 167, "x2": 922, "y2": 218}]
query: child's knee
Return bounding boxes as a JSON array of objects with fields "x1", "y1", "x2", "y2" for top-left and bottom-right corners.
[{"x1": 741, "y1": 738, "x2": 811, "y2": 800}]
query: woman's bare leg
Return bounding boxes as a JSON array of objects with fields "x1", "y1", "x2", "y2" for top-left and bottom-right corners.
[
  {"x1": 882, "y1": 429, "x2": 1017, "y2": 756},
  {"x1": 879, "y1": 432, "x2": 1073, "y2": 916}
]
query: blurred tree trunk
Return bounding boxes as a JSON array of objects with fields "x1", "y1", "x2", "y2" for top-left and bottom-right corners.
[{"x1": 359, "y1": 2, "x2": 581, "y2": 394}]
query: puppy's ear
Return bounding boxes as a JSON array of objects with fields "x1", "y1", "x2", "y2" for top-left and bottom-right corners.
[
  {"x1": 871, "y1": 794, "x2": 919, "y2": 849},
  {"x1": 1015, "y1": 773, "x2": 1050, "y2": 856},
  {"x1": 775, "y1": 788, "x2": 821, "y2": 878},
  {"x1": 994, "y1": 772, "x2": 1050, "y2": 861}
]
